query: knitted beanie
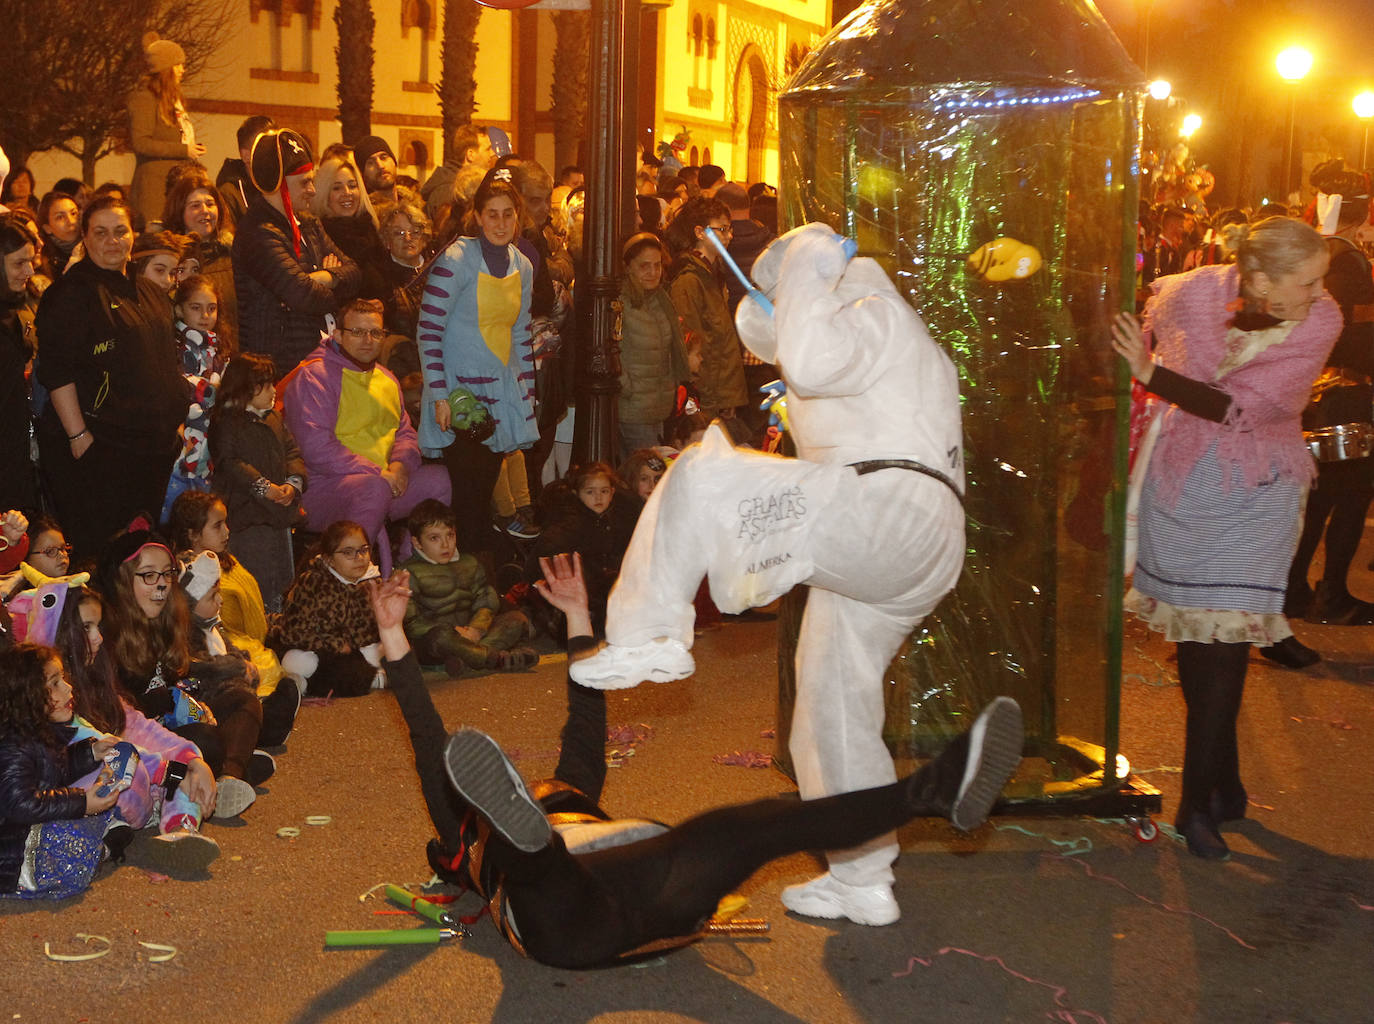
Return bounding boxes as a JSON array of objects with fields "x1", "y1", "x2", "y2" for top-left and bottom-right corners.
[{"x1": 143, "y1": 32, "x2": 186, "y2": 74}]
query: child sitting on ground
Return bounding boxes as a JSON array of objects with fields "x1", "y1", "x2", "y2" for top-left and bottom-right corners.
[
  {"x1": 400, "y1": 500, "x2": 536, "y2": 679},
  {"x1": 0, "y1": 643, "x2": 120, "y2": 899},
  {"x1": 55, "y1": 587, "x2": 221, "y2": 872},
  {"x1": 178, "y1": 550, "x2": 299, "y2": 753},
  {"x1": 168, "y1": 492, "x2": 304, "y2": 742},
  {"x1": 267, "y1": 521, "x2": 385, "y2": 698}
]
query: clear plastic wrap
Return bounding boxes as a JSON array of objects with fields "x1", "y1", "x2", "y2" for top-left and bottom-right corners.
[{"x1": 774, "y1": 0, "x2": 1144, "y2": 802}]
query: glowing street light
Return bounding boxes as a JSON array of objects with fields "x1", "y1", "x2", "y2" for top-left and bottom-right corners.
[
  {"x1": 1276, "y1": 46, "x2": 1313, "y2": 200},
  {"x1": 1355, "y1": 92, "x2": 1374, "y2": 167},
  {"x1": 1148, "y1": 79, "x2": 1172, "y2": 101},
  {"x1": 1180, "y1": 113, "x2": 1202, "y2": 138},
  {"x1": 1276, "y1": 46, "x2": 1314, "y2": 81}
]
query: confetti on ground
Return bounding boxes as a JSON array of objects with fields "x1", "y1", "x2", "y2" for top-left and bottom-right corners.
[
  {"x1": 144, "y1": 871, "x2": 170, "y2": 884},
  {"x1": 606, "y1": 723, "x2": 653, "y2": 767},
  {"x1": 1289, "y1": 716, "x2": 1354, "y2": 730},
  {"x1": 137, "y1": 941, "x2": 176, "y2": 963},
  {"x1": 712, "y1": 750, "x2": 773, "y2": 768},
  {"x1": 759, "y1": 728, "x2": 776, "y2": 738},
  {"x1": 893, "y1": 946, "x2": 1108, "y2": 1023},
  {"x1": 1045, "y1": 853, "x2": 1256, "y2": 949},
  {"x1": 44, "y1": 934, "x2": 112, "y2": 962},
  {"x1": 1349, "y1": 894, "x2": 1374, "y2": 912},
  {"x1": 994, "y1": 823, "x2": 1093, "y2": 855}
]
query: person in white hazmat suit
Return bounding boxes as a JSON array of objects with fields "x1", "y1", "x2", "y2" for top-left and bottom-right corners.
[{"x1": 570, "y1": 222, "x2": 967, "y2": 925}]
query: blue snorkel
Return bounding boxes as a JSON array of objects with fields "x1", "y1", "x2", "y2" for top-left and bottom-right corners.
[{"x1": 702, "y1": 227, "x2": 858, "y2": 319}]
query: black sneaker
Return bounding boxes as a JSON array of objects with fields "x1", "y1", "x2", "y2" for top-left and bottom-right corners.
[
  {"x1": 908, "y1": 697, "x2": 1023, "y2": 831},
  {"x1": 247, "y1": 749, "x2": 277, "y2": 787},
  {"x1": 258, "y1": 680, "x2": 302, "y2": 748},
  {"x1": 104, "y1": 822, "x2": 135, "y2": 863},
  {"x1": 443, "y1": 729, "x2": 551, "y2": 853}
]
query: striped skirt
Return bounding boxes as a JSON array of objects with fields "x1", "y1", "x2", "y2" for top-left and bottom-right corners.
[{"x1": 1127, "y1": 443, "x2": 1300, "y2": 644}]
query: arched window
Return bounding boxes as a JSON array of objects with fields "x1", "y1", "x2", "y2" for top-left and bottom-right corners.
[
  {"x1": 690, "y1": 145, "x2": 699, "y2": 166},
  {"x1": 705, "y1": 18, "x2": 717, "y2": 60},
  {"x1": 691, "y1": 14, "x2": 703, "y2": 58}
]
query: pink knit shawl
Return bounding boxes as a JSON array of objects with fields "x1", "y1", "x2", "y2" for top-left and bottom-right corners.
[{"x1": 1142, "y1": 264, "x2": 1342, "y2": 508}]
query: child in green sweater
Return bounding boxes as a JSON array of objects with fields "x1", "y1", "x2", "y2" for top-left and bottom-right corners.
[{"x1": 400, "y1": 500, "x2": 537, "y2": 678}]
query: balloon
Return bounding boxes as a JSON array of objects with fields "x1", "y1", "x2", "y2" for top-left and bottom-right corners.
[{"x1": 967, "y1": 237, "x2": 1043, "y2": 282}]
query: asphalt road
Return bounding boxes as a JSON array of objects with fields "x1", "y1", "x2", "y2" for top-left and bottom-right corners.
[{"x1": 3, "y1": 582, "x2": 1372, "y2": 1023}]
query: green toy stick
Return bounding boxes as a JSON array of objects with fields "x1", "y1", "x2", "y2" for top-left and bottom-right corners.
[
  {"x1": 385, "y1": 884, "x2": 458, "y2": 928},
  {"x1": 324, "y1": 928, "x2": 457, "y2": 947}
]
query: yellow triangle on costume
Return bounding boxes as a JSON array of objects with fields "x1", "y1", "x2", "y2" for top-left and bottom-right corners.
[{"x1": 476, "y1": 269, "x2": 522, "y2": 366}]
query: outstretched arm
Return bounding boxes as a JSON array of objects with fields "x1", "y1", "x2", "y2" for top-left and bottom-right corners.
[{"x1": 534, "y1": 552, "x2": 593, "y2": 641}]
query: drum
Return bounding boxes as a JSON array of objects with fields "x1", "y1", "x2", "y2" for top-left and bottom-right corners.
[{"x1": 1305, "y1": 422, "x2": 1374, "y2": 462}]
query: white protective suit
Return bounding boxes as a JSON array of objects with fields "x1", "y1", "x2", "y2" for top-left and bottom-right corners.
[{"x1": 600, "y1": 222, "x2": 967, "y2": 890}]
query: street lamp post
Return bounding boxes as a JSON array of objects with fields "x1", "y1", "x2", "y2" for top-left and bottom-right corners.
[
  {"x1": 1180, "y1": 113, "x2": 1202, "y2": 139},
  {"x1": 1354, "y1": 92, "x2": 1374, "y2": 168},
  {"x1": 1276, "y1": 46, "x2": 1313, "y2": 202}
]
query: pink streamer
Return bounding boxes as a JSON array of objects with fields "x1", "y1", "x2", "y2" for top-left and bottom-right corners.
[
  {"x1": 893, "y1": 946, "x2": 1108, "y2": 1023},
  {"x1": 1045, "y1": 854, "x2": 1256, "y2": 949},
  {"x1": 1349, "y1": 894, "x2": 1374, "y2": 912}
]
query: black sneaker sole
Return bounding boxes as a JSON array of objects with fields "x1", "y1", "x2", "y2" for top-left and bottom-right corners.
[
  {"x1": 950, "y1": 697, "x2": 1024, "y2": 831},
  {"x1": 443, "y1": 729, "x2": 551, "y2": 853}
]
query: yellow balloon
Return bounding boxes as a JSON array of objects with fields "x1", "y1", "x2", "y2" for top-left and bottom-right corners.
[{"x1": 967, "y1": 237, "x2": 1044, "y2": 282}]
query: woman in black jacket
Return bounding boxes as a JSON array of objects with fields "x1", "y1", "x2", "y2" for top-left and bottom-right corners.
[
  {"x1": 0, "y1": 215, "x2": 39, "y2": 514},
  {"x1": 312, "y1": 153, "x2": 389, "y2": 303},
  {"x1": 35, "y1": 196, "x2": 190, "y2": 560},
  {"x1": 231, "y1": 130, "x2": 360, "y2": 378}
]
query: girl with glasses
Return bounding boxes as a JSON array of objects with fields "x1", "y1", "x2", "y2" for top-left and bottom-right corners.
[
  {"x1": 267, "y1": 520, "x2": 387, "y2": 698},
  {"x1": 96, "y1": 523, "x2": 266, "y2": 819}
]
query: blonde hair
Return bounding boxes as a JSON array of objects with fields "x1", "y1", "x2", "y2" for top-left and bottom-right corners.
[
  {"x1": 312, "y1": 156, "x2": 379, "y2": 228},
  {"x1": 1233, "y1": 216, "x2": 1326, "y2": 284}
]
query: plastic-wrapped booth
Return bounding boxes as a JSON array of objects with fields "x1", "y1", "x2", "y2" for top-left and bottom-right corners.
[{"x1": 774, "y1": 0, "x2": 1158, "y2": 816}]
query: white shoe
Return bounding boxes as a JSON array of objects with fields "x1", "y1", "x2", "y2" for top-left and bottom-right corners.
[
  {"x1": 568, "y1": 638, "x2": 696, "y2": 690},
  {"x1": 780, "y1": 872, "x2": 900, "y2": 926},
  {"x1": 213, "y1": 776, "x2": 257, "y2": 819}
]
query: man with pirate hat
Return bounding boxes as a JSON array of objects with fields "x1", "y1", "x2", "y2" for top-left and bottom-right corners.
[{"x1": 232, "y1": 128, "x2": 361, "y2": 378}]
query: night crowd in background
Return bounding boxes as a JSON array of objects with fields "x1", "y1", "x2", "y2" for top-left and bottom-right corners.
[
  {"x1": 4, "y1": 27, "x2": 1374, "y2": 897},
  {"x1": 0, "y1": 32, "x2": 790, "y2": 896}
]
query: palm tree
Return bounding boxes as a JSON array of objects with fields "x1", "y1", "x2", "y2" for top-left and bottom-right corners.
[
  {"x1": 439, "y1": 0, "x2": 481, "y2": 161},
  {"x1": 335, "y1": 0, "x2": 376, "y2": 146},
  {"x1": 551, "y1": 9, "x2": 591, "y2": 170}
]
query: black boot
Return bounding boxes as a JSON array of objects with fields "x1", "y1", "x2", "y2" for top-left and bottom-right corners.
[
  {"x1": 1175, "y1": 810, "x2": 1230, "y2": 860},
  {"x1": 1259, "y1": 635, "x2": 1321, "y2": 669}
]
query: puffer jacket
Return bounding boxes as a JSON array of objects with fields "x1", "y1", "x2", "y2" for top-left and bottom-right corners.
[
  {"x1": 668, "y1": 253, "x2": 748, "y2": 412},
  {"x1": 0, "y1": 725, "x2": 98, "y2": 893},
  {"x1": 617, "y1": 282, "x2": 689, "y2": 426},
  {"x1": 232, "y1": 197, "x2": 360, "y2": 376}
]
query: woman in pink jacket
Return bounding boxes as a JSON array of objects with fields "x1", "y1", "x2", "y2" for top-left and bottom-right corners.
[{"x1": 1112, "y1": 216, "x2": 1340, "y2": 860}]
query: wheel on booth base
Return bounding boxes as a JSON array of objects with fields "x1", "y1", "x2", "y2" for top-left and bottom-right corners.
[{"x1": 1127, "y1": 816, "x2": 1158, "y2": 843}]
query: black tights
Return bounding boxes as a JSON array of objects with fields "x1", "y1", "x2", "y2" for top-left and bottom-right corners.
[
  {"x1": 1288, "y1": 466, "x2": 1374, "y2": 601},
  {"x1": 1175, "y1": 641, "x2": 1249, "y2": 824},
  {"x1": 385, "y1": 649, "x2": 930, "y2": 969}
]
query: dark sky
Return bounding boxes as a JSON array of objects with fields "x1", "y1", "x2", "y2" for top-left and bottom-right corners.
[{"x1": 1095, "y1": 0, "x2": 1374, "y2": 89}]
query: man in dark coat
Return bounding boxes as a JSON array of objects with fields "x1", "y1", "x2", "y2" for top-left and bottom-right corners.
[{"x1": 232, "y1": 129, "x2": 360, "y2": 378}]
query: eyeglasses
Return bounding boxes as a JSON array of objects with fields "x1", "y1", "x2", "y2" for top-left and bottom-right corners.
[
  {"x1": 37, "y1": 543, "x2": 72, "y2": 560},
  {"x1": 708, "y1": 223, "x2": 733, "y2": 236},
  {"x1": 341, "y1": 327, "x2": 387, "y2": 341},
  {"x1": 389, "y1": 228, "x2": 423, "y2": 240},
  {"x1": 335, "y1": 545, "x2": 371, "y2": 559},
  {"x1": 133, "y1": 569, "x2": 177, "y2": 586}
]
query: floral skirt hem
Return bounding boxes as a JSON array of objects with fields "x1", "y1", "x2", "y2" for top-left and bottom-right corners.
[{"x1": 1125, "y1": 587, "x2": 1293, "y2": 646}]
